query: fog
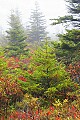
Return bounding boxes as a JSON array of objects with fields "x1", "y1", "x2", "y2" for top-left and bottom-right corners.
[{"x1": 0, "y1": 0, "x2": 67, "y2": 38}]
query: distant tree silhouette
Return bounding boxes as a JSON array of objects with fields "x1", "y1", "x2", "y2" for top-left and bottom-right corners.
[
  {"x1": 28, "y1": 2, "x2": 47, "y2": 44},
  {"x1": 5, "y1": 10, "x2": 28, "y2": 57}
]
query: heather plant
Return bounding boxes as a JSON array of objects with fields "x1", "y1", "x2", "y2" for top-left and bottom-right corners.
[
  {"x1": 5, "y1": 98, "x2": 80, "y2": 120},
  {"x1": 0, "y1": 42, "x2": 80, "y2": 120},
  {"x1": 67, "y1": 62, "x2": 80, "y2": 84}
]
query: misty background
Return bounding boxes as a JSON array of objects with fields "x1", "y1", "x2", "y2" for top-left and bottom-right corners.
[{"x1": 0, "y1": 0, "x2": 67, "y2": 39}]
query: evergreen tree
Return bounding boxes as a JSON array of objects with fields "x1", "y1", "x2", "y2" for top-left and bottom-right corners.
[
  {"x1": 5, "y1": 10, "x2": 28, "y2": 57},
  {"x1": 28, "y1": 2, "x2": 47, "y2": 44},
  {"x1": 67, "y1": 0, "x2": 80, "y2": 14},
  {"x1": 50, "y1": 0, "x2": 80, "y2": 64},
  {"x1": 66, "y1": 0, "x2": 80, "y2": 28},
  {"x1": 51, "y1": 0, "x2": 80, "y2": 29},
  {"x1": 52, "y1": 29, "x2": 80, "y2": 64},
  {"x1": 24, "y1": 40, "x2": 77, "y2": 102}
]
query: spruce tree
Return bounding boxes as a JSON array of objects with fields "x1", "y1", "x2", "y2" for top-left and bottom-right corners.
[
  {"x1": 51, "y1": 0, "x2": 80, "y2": 29},
  {"x1": 5, "y1": 10, "x2": 28, "y2": 57},
  {"x1": 24, "y1": 40, "x2": 77, "y2": 101},
  {"x1": 66, "y1": 0, "x2": 80, "y2": 28},
  {"x1": 28, "y1": 2, "x2": 47, "y2": 44},
  {"x1": 52, "y1": 29, "x2": 80, "y2": 64}
]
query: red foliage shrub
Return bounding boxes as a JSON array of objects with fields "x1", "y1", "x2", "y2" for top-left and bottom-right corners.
[{"x1": 67, "y1": 62, "x2": 80, "y2": 84}]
